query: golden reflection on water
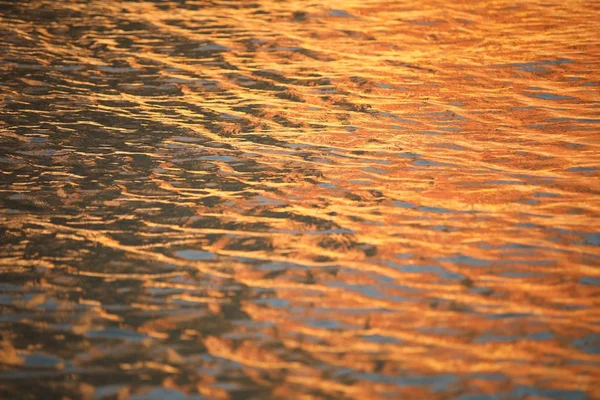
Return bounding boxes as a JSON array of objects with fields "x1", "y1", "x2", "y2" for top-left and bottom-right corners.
[{"x1": 0, "y1": 0, "x2": 599, "y2": 398}]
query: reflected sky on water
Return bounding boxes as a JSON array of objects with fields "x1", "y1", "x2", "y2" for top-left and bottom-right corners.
[{"x1": 0, "y1": 0, "x2": 599, "y2": 399}]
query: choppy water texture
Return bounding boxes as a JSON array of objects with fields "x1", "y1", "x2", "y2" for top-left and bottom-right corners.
[{"x1": 1, "y1": 0, "x2": 599, "y2": 399}]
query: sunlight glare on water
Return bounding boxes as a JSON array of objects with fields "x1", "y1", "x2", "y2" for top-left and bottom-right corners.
[{"x1": 0, "y1": 0, "x2": 599, "y2": 399}]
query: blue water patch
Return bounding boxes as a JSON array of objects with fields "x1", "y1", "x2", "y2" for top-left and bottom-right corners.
[
  {"x1": 176, "y1": 250, "x2": 217, "y2": 260},
  {"x1": 505, "y1": 58, "x2": 573, "y2": 72},
  {"x1": 54, "y1": 64, "x2": 84, "y2": 71},
  {"x1": 171, "y1": 136, "x2": 203, "y2": 143},
  {"x1": 413, "y1": 159, "x2": 457, "y2": 167},
  {"x1": 349, "y1": 179, "x2": 373, "y2": 185},
  {"x1": 580, "y1": 276, "x2": 600, "y2": 286},
  {"x1": 362, "y1": 334, "x2": 403, "y2": 344},
  {"x1": 393, "y1": 200, "x2": 476, "y2": 215},
  {"x1": 512, "y1": 106, "x2": 537, "y2": 110},
  {"x1": 522, "y1": 66, "x2": 548, "y2": 72},
  {"x1": 475, "y1": 330, "x2": 553, "y2": 344},
  {"x1": 437, "y1": 254, "x2": 492, "y2": 267},
  {"x1": 23, "y1": 353, "x2": 63, "y2": 368},
  {"x1": 434, "y1": 143, "x2": 467, "y2": 150},
  {"x1": 26, "y1": 136, "x2": 47, "y2": 143},
  {"x1": 286, "y1": 143, "x2": 311, "y2": 149},
  {"x1": 511, "y1": 258, "x2": 554, "y2": 267},
  {"x1": 307, "y1": 227, "x2": 354, "y2": 235},
  {"x1": 130, "y1": 388, "x2": 203, "y2": 400},
  {"x1": 0, "y1": 284, "x2": 30, "y2": 292},
  {"x1": 534, "y1": 192, "x2": 561, "y2": 198},
  {"x1": 95, "y1": 385, "x2": 125, "y2": 399},
  {"x1": 528, "y1": 330, "x2": 554, "y2": 341},
  {"x1": 529, "y1": 92, "x2": 575, "y2": 100},
  {"x1": 431, "y1": 225, "x2": 459, "y2": 232},
  {"x1": 85, "y1": 327, "x2": 146, "y2": 341},
  {"x1": 396, "y1": 152, "x2": 421, "y2": 158},
  {"x1": 220, "y1": 112, "x2": 243, "y2": 120},
  {"x1": 250, "y1": 195, "x2": 286, "y2": 206},
  {"x1": 511, "y1": 173, "x2": 555, "y2": 184},
  {"x1": 223, "y1": 331, "x2": 270, "y2": 341},
  {"x1": 395, "y1": 253, "x2": 414, "y2": 259},
  {"x1": 583, "y1": 233, "x2": 600, "y2": 246},
  {"x1": 551, "y1": 228, "x2": 600, "y2": 246},
  {"x1": 333, "y1": 367, "x2": 458, "y2": 392},
  {"x1": 475, "y1": 334, "x2": 516, "y2": 344},
  {"x1": 507, "y1": 386, "x2": 586, "y2": 400},
  {"x1": 329, "y1": 9, "x2": 354, "y2": 18},
  {"x1": 0, "y1": 293, "x2": 35, "y2": 305},
  {"x1": 480, "y1": 242, "x2": 537, "y2": 251},
  {"x1": 200, "y1": 155, "x2": 238, "y2": 162},
  {"x1": 377, "y1": 111, "x2": 417, "y2": 124},
  {"x1": 516, "y1": 222, "x2": 537, "y2": 229},
  {"x1": 471, "y1": 180, "x2": 523, "y2": 186},
  {"x1": 363, "y1": 166, "x2": 387, "y2": 174},
  {"x1": 425, "y1": 110, "x2": 467, "y2": 120},
  {"x1": 304, "y1": 319, "x2": 352, "y2": 330},
  {"x1": 393, "y1": 200, "x2": 417, "y2": 209},
  {"x1": 257, "y1": 261, "x2": 307, "y2": 271},
  {"x1": 329, "y1": 281, "x2": 403, "y2": 301},
  {"x1": 255, "y1": 298, "x2": 290, "y2": 309},
  {"x1": 393, "y1": 264, "x2": 465, "y2": 281},
  {"x1": 18, "y1": 149, "x2": 60, "y2": 157},
  {"x1": 232, "y1": 319, "x2": 275, "y2": 330},
  {"x1": 518, "y1": 199, "x2": 539, "y2": 205},
  {"x1": 396, "y1": 374, "x2": 458, "y2": 392},
  {"x1": 196, "y1": 44, "x2": 230, "y2": 52},
  {"x1": 147, "y1": 287, "x2": 181, "y2": 296},
  {"x1": 98, "y1": 66, "x2": 138, "y2": 73},
  {"x1": 546, "y1": 117, "x2": 600, "y2": 123},
  {"x1": 456, "y1": 393, "x2": 501, "y2": 400},
  {"x1": 497, "y1": 270, "x2": 543, "y2": 278},
  {"x1": 318, "y1": 182, "x2": 336, "y2": 189},
  {"x1": 416, "y1": 206, "x2": 448, "y2": 214},
  {"x1": 409, "y1": 20, "x2": 437, "y2": 26},
  {"x1": 566, "y1": 166, "x2": 600, "y2": 173},
  {"x1": 488, "y1": 312, "x2": 532, "y2": 320},
  {"x1": 572, "y1": 334, "x2": 600, "y2": 354},
  {"x1": 468, "y1": 286, "x2": 492, "y2": 295},
  {"x1": 418, "y1": 326, "x2": 461, "y2": 336}
]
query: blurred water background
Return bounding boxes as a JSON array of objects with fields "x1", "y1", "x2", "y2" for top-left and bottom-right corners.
[{"x1": 1, "y1": 1, "x2": 599, "y2": 399}]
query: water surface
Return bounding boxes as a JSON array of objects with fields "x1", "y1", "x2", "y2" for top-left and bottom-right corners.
[{"x1": 1, "y1": 0, "x2": 599, "y2": 399}]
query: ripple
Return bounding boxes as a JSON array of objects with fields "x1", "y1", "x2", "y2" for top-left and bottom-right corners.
[{"x1": 1, "y1": 0, "x2": 599, "y2": 398}]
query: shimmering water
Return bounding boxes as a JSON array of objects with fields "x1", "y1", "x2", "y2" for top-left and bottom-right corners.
[{"x1": 1, "y1": 0, "x2": 599, "y2": 399}]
